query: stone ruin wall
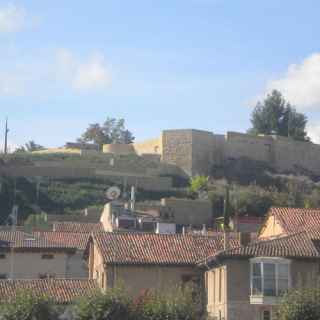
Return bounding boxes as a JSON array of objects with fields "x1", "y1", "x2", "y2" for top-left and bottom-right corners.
[
  {"x1": 158, "y1": 129, "x2": 320, "y2": 176},
  {"x1": 102, "y1": 129, "x2": 320, "y2": 177}
]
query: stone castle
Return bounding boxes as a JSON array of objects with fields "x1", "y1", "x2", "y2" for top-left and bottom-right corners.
[{"x1": 103, "y1": 129, "x2": 320, "y2": 176}]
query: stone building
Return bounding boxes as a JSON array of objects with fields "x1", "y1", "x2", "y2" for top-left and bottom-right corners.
[{"x1": 202, "y1": 228, "x2": 320, "y2": 320}]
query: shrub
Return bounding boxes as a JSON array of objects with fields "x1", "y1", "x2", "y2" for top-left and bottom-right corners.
[
  {"x1": 72, "y1": 288, "x2": 133, "y2": 320},
  {"x1": 278, "y1": 288, "x2": 320, "y2": 320},
  {"x1": 135, "y1": 286, "x2": 200, "y2": 320},
  {"x1": 0, "y1": 290, "x2": 57, "y2": 320}
]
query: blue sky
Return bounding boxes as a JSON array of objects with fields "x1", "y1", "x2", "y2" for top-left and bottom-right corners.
[{"x1": 1, "y1": 0, "x2": 320, "y2": 149}]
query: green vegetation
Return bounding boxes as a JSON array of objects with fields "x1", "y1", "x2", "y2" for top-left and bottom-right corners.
[
  {"x1": 188, "y1": 175, "x2": 209, "y2": 195},
  {"x1": 73, "y1": 286, "x2": 200, "y2": 320},
  {"x1": 78, "y1": 117, "x2": 135, "y2": 148},
  {"x1": 249, "y1": 90, "x2": 309, "y2": 141},
  {"x1": 0, "y1": 290, "x2": 56, "y2": 320},
  {"x1": 278, "y1": 288, "x2": 320, "y2": 320},
  {"x1": 0, "y1": 287, "x2": 201, "y2": 320},
  {"x1": 73, "y1": 288, "x2": 132, "y2": 320}
]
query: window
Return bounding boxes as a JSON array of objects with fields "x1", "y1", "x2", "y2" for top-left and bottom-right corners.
[
  {"x1": 0, "y1": 254, "x2": 6, "y2": 259},
  {"x1": 251, "y1": 258, "x2": 290, "y2": 297},
  {"x1": 41, "y1": 254, "x2": 54, "y2": 260},
  {"x1": 38, "y1": 273, "x2": 55, "y2": 279},
  {"x1": 262, "y1": 310, "x2": 271, "y2": 320},
  {"x1": 0, "y1": 274, "x2": 7, "y2": 279}
]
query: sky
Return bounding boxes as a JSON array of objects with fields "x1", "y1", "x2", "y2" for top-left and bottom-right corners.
[{"x1": 0, "y1": 0, "x2": 320, "y2": 150}]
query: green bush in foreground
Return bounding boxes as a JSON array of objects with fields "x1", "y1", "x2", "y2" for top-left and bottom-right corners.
[
  {"x1": 278, "y1": 288, "x2": 320, "y2": 320},
  {"x1": 0, "y1": 290, "x2": 56, "y2": 320},
  {"x1": 73, "y1": 288, "x2": 133, "y2": 320}
]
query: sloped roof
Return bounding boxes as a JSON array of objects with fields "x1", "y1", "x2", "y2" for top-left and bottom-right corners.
[
  {"x1": 0, "y1": 279, "x2": 98, "y2": 304},
  {"x1": 33, "y1": 232, "x2": 90, "y2": 251},
  {"x1": 91, "y1": 232, "x2": 240, "y2": 266},
  {"x1": 0, "y1": 231, "x2": 76, "y2": 252},
  {"x1": 53, "y1": 222, "x2": 103, "y2": 233},
  {"x1": 266, "y1": 207, "x2": 320, "y2": 235},
  {"x1": 205, "y1": 228, "x2": 320, "y2": 265}
]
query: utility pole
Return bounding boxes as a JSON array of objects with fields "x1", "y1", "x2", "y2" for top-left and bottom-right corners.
[{"x1": 4, "y1": 117, "x2": 9, "y2": 155}]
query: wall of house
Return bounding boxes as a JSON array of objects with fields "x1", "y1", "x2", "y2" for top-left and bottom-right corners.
[
  {"x1": 0, "y1": 251, "x2": 70, "y2": 279},
  {"x1": 66, "y1": 251, "x2": 88, "y2": 279},
  {"x1": 258, "y1": 215, "x2": 284, "y2": 238},
  {"x1": 108, "y1": 265, "x2": 197, "y2": 296},
  {"x1": 206, "y1": 258, "x2": 320, "y2": 320},
  {"x1": 90, "y1": 243, "x2": 107, "y2": 290}
]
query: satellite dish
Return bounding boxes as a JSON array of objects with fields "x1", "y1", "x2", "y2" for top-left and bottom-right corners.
[{"x1": 106, "y1": 186, "x2": 121, "y2": 200}]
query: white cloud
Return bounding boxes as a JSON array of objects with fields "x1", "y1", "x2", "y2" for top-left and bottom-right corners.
[
  {"x1": 0, "y1": 3, "x2": 27, "y2": 33},
  {"x1": 266, "y1": 53, "x2": 320, "y2": 110},
  {"x1": 0, "y1": 49, "x2": 111, "y2": 96},
  {"x1": 56, "y1": 49, "x2": 111, "y2": 92},
  {"x1": 307, "y1": 123, "x2": 320, "y2": 144}
]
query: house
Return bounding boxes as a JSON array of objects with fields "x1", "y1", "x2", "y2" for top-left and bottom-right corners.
[
  {"x1": 258, "y1": 207, "x2": 320, "y2": 238},
  {"x1": 0, "y1": 279, "x2": 98, "y2": 304},
  {"x1": 85, "y1": 232, "x2": 240, "y2": 296},
  {"x1": 33, "y1": 231, "x2": 91, "y2": 278},
  {"x1": 202, "y1": 228, "x2": 320, "y2": 320},
  {"x1": 0, "y1": 231, "x2": 81, "y2": 279}
]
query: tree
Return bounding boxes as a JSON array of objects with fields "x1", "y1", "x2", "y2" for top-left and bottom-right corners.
[
  {"x1": 0, "y1": 289, "x2": 56, "y2": 320},
  {"x1": 15, "y1": 141, "x2": 45, "y2": 153},
  {"x1": 278, "y1": 288, "x2": 320, "y2": 320},
  {"x1": 73, "y1": 288, "x2": 132, "y2": 320},
  {"x1": 78, "y1": 117, "x2": 135, "y2": 148},
  {"x1": 249, "y1": 90, "x2": 309, "y2": 141}
]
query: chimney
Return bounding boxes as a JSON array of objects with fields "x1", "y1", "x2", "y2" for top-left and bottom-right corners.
[
  {"x1": 223, "y1": 232, "x2": 230, "y2": 250},
  {"x1": 239, "y1": 232, "x2": 251, "y2": 246}
]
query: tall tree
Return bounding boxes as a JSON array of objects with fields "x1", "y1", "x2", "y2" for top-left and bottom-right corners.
[
  {"x1": 78, "y1": 117, "x2": 135, "y2": 148},
  {"x1": 249, "y1": 90, "x2": 309, "y2": 141}
]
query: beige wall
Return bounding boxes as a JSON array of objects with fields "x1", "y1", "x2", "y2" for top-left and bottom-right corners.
[
  {"x1": 206, "y1": 258, "x2": 320, "y2": 320},
  {"x1": 102, "y1": 144, "x2": 135, "y2": 155},
  {"x1": 110, "y1": 265, "x2": 197, "y2": 296},
  {"x1": 258, "y1": 215, "x2": 284, "y2": 238},
  {"x1": 0, "y1": 251, "x2": 71, "y2": 279},
  {"x1": 100, "y1": 204, "x2": 113, "y2": 232},
  {"x1": 133, "y1": 138, "x2": 162, "y2": 155}
]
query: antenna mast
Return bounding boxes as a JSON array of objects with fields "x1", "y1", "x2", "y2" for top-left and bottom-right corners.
[{"x1": 4, "y1": 117, "x2": 9, "y2": 155}]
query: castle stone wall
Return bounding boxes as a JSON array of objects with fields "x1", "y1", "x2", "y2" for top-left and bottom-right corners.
[
  {"x1": 224, "y1": 132, "x2": 274, "y2": 163},
  {"x1": 133, "y1": 138, "x2": 162, "y2": 155},
  {"x1": 162, "y1": 130, "x2": 194, "y2": 176},
  {"x1": 137, "y1": 129, "x2": 320, "y2": 177}
]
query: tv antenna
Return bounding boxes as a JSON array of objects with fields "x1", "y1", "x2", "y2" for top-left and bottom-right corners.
[
  {"x1": 106, "y1": 186, "x2": 121, "y2": 201},
  {"x1": 4, "y1": 117, "x2": 9, "y2": 155}
]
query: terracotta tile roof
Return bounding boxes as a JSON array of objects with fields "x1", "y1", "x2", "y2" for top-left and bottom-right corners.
[
  {"x1": 0, "y1": 279, "x2": 98, "y2": 304},
  {"x1": 91, "y1": 232, "x2": 240, "y2": 266},
  {"x1": 53, "y1": 222, "x2": 103, "y2": 233},
  {"x1": 206, "y1": 228, "x2": 320, "y2": 263},
  {"x1": 0, "y1": 231, "x2": 76, "y2": 252},
  {"x1": 266, "y1": 207, "x2": 320, "y2": 235},
  {"x1": 33, "y1": 232, "x2": 90, "y2": 251}
]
